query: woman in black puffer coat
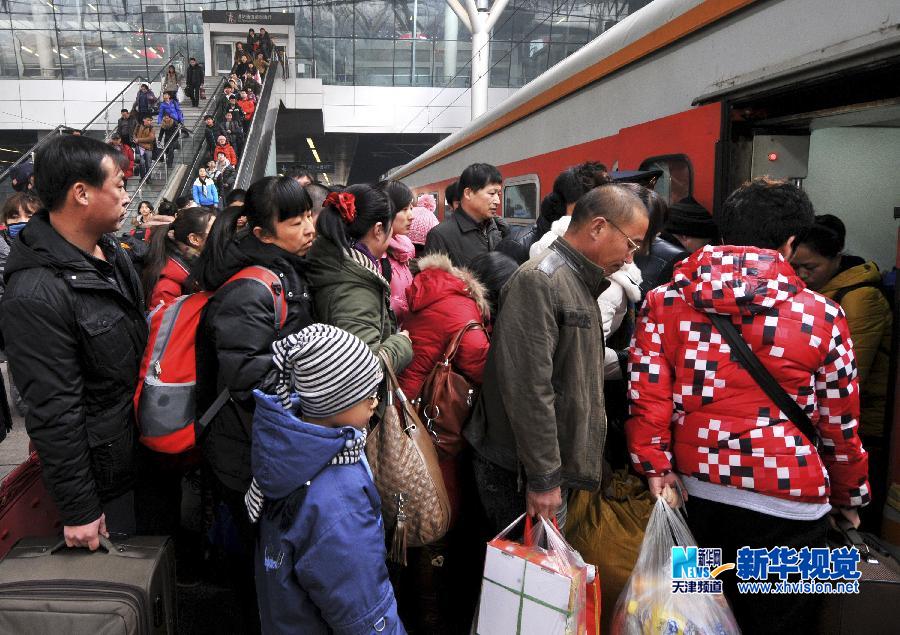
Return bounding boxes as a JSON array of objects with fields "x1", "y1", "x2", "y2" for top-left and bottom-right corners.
[{"x1": 193, "y1": 176, "x2": 316, "y2": 634}]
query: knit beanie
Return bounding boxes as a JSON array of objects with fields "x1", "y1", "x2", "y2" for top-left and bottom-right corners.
[
  {"x1": 665, "y1": 196, "x2": 717, "y2": 238},
  {"x1": 271, "y1": 324, "x2": 383, "y2": 417},
  {"x1": 408, "y1": 206, "x2": 439, "y2": 246}
]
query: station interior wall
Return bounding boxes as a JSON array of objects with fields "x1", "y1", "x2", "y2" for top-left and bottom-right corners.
[
  {"x1": 805, "y1": 127, "x2": 900, "y2": 272},
  {"x1": 0, "y1": 77, "x2": 516, "y2": 136}
]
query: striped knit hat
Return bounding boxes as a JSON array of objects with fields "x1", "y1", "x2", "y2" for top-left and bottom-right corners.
[{"x1": 271, "y1": 324, "x2": 383, "y2": 417}]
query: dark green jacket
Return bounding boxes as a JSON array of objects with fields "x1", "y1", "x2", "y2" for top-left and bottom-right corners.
[
  {"x1": 465, "y1": 237, "x2": 608, "y2": 492},
  {"x1": 305, "y1": 236, "x2": 413, "y2": 377}
]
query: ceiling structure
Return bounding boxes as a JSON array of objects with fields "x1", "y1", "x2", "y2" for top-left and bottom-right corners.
[{"x1": 274, "y1": 108, "x2": 445, "y2": 185}]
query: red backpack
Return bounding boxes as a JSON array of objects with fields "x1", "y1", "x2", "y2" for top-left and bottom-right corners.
[{"x1": 134, "y1": 266, "x2": 288, "y2": 454}]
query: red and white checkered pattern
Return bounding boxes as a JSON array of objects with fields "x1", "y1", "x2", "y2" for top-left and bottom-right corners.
[{"x1": 626, "y1": 246, "x2": 870, "y2": 507}]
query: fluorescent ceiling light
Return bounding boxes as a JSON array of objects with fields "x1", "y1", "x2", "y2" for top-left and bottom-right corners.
[
  {"x1": 311, "y1": 149, "x2": 321, "y2": 163},
  {"x1": 306, "y1": 137, "x2": 315, "y2": 149},
  {"x1": 21, "y1": 46, "x2": 33, "y2": 54}
]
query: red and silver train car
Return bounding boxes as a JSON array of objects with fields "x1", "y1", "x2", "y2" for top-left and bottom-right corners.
[{"x1": 392, "y1": 0, "x2": 900, "y2": 533}]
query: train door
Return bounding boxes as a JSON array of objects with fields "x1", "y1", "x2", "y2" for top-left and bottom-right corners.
[{"x1": 715, "y1": 56, "x2": 900, "y2": 543}]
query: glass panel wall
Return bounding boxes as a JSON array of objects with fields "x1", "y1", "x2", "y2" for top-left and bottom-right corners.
[{"x1": 0, "y1": 0, "x2": 645, "y2": 85}]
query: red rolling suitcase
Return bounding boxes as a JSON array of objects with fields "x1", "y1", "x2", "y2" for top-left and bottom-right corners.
[{"x1": 0, "y1": 451, "x2": 61, "y2": 559}]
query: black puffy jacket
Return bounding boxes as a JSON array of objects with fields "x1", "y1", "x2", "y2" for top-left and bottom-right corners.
[
  {"x1": 195, "y1": 233, "x2": 315, "y2": 493},
  {"x1": 633, "y1": 234, "x2": 689, "y2": 301},
  {"x1": 0, "y1": 211, "x2": 148, "y2": 526}
]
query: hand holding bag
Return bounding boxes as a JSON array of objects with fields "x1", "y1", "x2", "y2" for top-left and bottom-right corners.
[
  {"x1": 366, "y1": 351, "x2": 451, "y2": 565},
  {"x1": 415, "y1": 320, "x2": 484, "y2": 459}
]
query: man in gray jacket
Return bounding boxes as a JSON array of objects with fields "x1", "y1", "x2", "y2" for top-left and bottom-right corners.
[{"x1": 466, "y1": 184, "x2": 649, "y2": 530}]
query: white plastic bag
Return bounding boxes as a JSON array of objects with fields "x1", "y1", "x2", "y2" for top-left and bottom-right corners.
[
  {"x1": 611, "y1": 496, "x2": 740, "y2": 634},
  {"x1": 477, "y1": 514, "x2": 589, "y2": 635}
]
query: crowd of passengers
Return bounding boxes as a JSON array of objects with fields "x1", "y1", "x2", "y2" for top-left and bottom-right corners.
[{"x1": 0, "y1": 132, "x2": 894, "y2": 635}]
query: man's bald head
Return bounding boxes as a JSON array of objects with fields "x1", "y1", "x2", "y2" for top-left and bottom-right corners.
[{"x1": 570, "y1": 183, "x2": 646, "y2": 229}]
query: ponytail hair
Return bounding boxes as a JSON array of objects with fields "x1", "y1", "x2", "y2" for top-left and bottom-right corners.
[
  {"x1": 194, "y1": 177, "x2": 311, "y2": 290},
  {"x1": 315, "y1": 183, "x2": 396, "y2": 256},
  {"x1": 141, "y1": 206, "x2": 215, "y2": 306}
]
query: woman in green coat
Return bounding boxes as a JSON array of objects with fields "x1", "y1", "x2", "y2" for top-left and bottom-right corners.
[{"x1": 306, "y1": 184, "x2": 414, "y2": 382}]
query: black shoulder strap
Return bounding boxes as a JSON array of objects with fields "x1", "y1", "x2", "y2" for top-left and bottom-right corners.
[
  {"x1": 707, "y1": 313, "x2": 819, "y2": 444},
  {"x1": 832, "y1": 282, "x2": 876, "y2": 305}
]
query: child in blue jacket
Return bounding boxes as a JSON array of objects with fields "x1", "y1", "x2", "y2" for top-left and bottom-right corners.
[{"x1": 251, "y1": 324, "x2": 405, "y2": 635}]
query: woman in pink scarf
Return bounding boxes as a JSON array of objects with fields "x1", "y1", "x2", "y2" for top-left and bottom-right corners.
[{"x1": 379, "y1": 179, "x2": 416, "y2": 321}]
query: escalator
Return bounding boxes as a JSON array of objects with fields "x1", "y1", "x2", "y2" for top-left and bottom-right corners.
[{"x1": 171, "y1": 55, "x2": 286, "y2": 204}]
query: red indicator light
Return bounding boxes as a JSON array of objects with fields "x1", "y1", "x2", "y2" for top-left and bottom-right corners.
[{"x1": 768, "y1": 152, "x2": 778, "y2": 161}]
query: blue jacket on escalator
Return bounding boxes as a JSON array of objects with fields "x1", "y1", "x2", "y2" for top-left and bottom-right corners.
[{"x1": 192, "y1": 176, "x2": 219, "y2": 207}]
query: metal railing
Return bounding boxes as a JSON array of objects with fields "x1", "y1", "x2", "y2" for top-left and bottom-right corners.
[
  {"x1": 96, "y1": 50, "x2": 186, "y2": 141},
  {"x1": 234, "y1": 54, "x2": 282, "y2": 190},
  {"x1": 175, "y1": 77, "x2": 230, "y2": 201},
  {"x1": 0, "y1": 51, "x2": 185, "y2": 192},
  {"x1": 125, "y1": 75, "x2": 228, "y2": 220}
]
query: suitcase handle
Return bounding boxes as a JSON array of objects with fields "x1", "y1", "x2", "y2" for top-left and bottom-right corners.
[{"x1": 49, "y1": 535, "x2": 121, "y2": 556}]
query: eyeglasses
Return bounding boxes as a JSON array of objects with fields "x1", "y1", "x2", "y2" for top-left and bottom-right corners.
[{"x1": 605, "y1": 218, "x2": 641, "y2": 254}]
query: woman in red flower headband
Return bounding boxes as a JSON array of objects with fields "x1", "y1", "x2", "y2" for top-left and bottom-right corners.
[{"x1": 306, "y1": 183, "x2": 414, "y2": 391}]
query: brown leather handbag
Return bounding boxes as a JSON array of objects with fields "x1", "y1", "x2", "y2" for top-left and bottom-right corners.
[
  {"x1": 366, "y1": 351, "x2": 451, "y2": 565},
  {"x1": 415, "y1": 321, "x2": 485, "y2": 460}
]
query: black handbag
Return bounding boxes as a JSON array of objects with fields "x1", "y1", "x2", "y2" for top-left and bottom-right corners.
[{"x1": 707, "y1": 313, "x2": 819, "y2": 445}]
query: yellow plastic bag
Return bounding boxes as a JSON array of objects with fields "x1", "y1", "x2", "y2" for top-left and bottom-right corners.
[{"x1": 565, "y1": 470, "x2": 655, "y2": 633}]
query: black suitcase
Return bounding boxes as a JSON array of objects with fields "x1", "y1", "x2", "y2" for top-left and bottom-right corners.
[
  {"x1": 820, "y1": 519, "x2": 900, "y2": 634},
  {"x1": 0, "y1": 535, "x2": 176, "y2": 634}
]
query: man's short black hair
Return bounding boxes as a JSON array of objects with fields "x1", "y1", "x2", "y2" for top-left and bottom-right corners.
[
  {"x1": 34, "y1": 134, "x2": 121, "y2": 212},
  {"x1": 120, "y1": 108, "x2": 129, "y2": 114},
  {"x1": 458, "y1": 163, "x2": 502, "y2": 195},
  {"x1": 175, "y1": 195, "x2": 193, "y2": 209},
  {"x1": 286, "y1": 166, "x2": 314, "y2": 181},
  {"x1": 304, "y1": 181, "x2": 332, "y2": 211},
  {"x1": 190, "y1": 57, "x2": 196, "y2": 61},
  {"x1": 445, "y1": 181, "x2": 459, "y2": 206},
  {"x1": 225, "y1": 188, "x2": 247, "y2": 206},
  {"x1": 716, "y1": 177, "x2": 814, "y2": 250}
]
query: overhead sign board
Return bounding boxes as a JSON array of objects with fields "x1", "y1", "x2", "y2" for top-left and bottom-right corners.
[
  {"x1": 202, "y1": 10, "x2": 295, "y2": 26},
  {"x1": 281, "y1": 162, "x2": 336, "y2": 174}
]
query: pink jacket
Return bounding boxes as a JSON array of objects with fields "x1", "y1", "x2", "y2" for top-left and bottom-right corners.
[{"x1": 387, "y1": 235, "x2": 416, "y2": 322}]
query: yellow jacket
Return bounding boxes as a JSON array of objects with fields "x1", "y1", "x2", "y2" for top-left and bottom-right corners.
[{"x1": 820, "y1": 258, "x2": 892, "y2": 438}]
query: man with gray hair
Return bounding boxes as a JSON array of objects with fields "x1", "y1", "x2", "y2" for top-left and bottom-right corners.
[{"x1": 466, "y1": 184, "x2": 649, "y2": 530}]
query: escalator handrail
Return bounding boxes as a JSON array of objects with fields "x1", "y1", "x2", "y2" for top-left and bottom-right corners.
[
  {"x1": 234, "y1": 54, "x2": 281, "y2": 191},
  {"x1": 174, "y1": 76, "x2": 231, "y2": 201}
]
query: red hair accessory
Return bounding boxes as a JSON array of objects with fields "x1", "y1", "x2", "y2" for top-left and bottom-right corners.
[{"x1": 325, "y1": 191, "x2": 356, "y2": 224}]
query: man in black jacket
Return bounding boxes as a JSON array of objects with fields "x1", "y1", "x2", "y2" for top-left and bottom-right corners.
[
  {"x1": 0, "y1": 135, "x2": 148, "y2": 551},
  {"x1": 115, "y1": 108, "x2": 137, "y2": 145},
  {"x1": 218, "y1": 110, "x2": 245, "y2": 157},
  {"x1": 185, "y1": 57, "x2": 204, "y2": 108},
  {"x1": 424, "y1": 163, "x2": 509, "y2": 268}
]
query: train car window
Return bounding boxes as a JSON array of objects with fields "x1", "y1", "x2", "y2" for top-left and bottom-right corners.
[
  {"x1": 503, "y1": 174, "x2": 540, "y2": 221},
  {"x1": 639, "y1": 155, "x2": 693, "y2": 205}
]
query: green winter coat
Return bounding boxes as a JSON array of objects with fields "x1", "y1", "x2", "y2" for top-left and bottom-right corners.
[{"x1": 305, "y1": 236, "x2": 413, "y2": 380}]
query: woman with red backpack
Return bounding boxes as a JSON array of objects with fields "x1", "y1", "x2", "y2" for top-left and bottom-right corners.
[{"x1": 192, "y1": 176, "x2": 316, "y2": 632}]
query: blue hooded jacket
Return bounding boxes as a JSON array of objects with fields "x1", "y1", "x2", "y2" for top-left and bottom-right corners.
[
  {"x1": 251, "y1": 390, "x2": 405, "y2": 635},
  {"x1": 157, "y1": 99, "x2": 183, "y2": 124}
]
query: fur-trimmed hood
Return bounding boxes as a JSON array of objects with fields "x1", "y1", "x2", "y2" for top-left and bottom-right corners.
[{"x1": 407, "y1": 252, "x2": 491, "y2": 320}]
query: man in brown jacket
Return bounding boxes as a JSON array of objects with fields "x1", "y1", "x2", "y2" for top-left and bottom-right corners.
[
  {"x1": 466, "y1": 184, "x2": 648, "y2": 531},
  {"x1": 132, "y1": 115, "x2": 156, "y2": 179}
]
